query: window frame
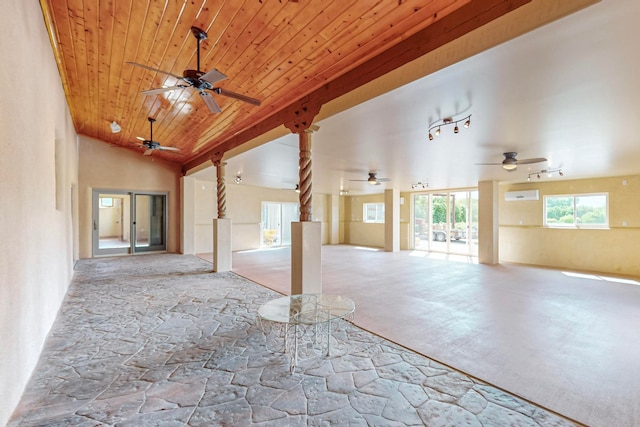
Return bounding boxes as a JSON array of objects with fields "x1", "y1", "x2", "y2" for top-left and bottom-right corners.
[
  {"x1": 363, "y1": 202, "x2": 385, "y2": 224},
  {"x1": 543, "y1": 192, "x2": 609, "y2": 228}
]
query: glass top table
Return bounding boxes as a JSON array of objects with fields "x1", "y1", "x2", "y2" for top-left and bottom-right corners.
[
  {"x1": 257, "y1": 294, "x2": 355, "y2": 371},
  {"x1": 258, "y1": 294, "x2": 355, "y2": 324}
]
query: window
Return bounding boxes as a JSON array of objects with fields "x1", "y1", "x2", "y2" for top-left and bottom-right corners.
[
  {"x1": 544, "y1": 193, "x2": 608, "y2": 227},
  {"x1": 100, "y1": 197, "x2": 114, "y2": 208},
  {"x1": 363, "y1": 202, "x2": 385, "y2": 223}
]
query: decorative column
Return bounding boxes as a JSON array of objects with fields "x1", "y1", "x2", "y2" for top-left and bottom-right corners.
[
  {"x1": 478, "y1": 180, "x2": 499, "y2": 264},
  {"x1": 212, "y1": 157, "x2": 232, "y2": 272},
  {"x1": 285, "y1": 102, "x2": 322, "y2": 295}
]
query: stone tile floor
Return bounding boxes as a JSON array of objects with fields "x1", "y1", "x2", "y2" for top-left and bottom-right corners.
[{"x1": 8, "y1": 254, "x2": 580, "y2": 426}]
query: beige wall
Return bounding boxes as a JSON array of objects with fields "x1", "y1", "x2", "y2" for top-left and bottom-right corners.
[
  {"x1": 192, "y1": 181, "x2": 330, "y2": 252},
  {"x1": 0, "y1": 1, "x2": 79, "y2": 424},
  {"x1": 342, "y1": 192, "x2": 412, "y2": 249},
  {"x1": 499, "y1": 175, "x2": 640, "y2": 276},
  {"x1": 77, "y1": 136, "x2": 182, "y2": 258}
]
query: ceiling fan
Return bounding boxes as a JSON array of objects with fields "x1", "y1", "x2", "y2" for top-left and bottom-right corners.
[
  {"x1": 127, "y1": 26, "x2": 261, "y2": 114},
  {"x1": 136, "y1": 117, "x2": 180, "y2": 156},
  {"x1": 350, "y1": 172, "x2": 391, "y2": 185},
  {"x1": 476, "y1": 152, "x2": 547, "y2": 171}
]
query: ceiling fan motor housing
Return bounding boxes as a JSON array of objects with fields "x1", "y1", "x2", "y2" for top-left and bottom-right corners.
[{"x1": 182, "y1": 70, "x2": 213, "y2": 90}]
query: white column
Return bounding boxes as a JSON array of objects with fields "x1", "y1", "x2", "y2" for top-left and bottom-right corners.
[
  {"x1": 384, "y1": 188, "x2": 400, "y2": 252},
  {"x1": 478, "y1": 180, "x2": 499, "y2": 264},
  {"x1": 213, "y1": 218, "x2": 232, "y2": 272},
  {"x1": 180, "y1": 176, "x2": 196, "y2": 254},
  {"x1": 291, "y1": 221, "x2": 322, "y2": 294},
  {"x1": 328, "y1": 194, "x2": 339, "y2": 244}
]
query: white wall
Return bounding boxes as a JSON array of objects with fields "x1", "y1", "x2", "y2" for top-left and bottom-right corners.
[{"x1": 0, "y1": 1, "x2": 79, "y2": 424}]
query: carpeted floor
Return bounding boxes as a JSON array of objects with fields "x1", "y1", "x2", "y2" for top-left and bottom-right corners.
[{"x1": 9, "y1": 254, "x2": 578, "y2": 426}]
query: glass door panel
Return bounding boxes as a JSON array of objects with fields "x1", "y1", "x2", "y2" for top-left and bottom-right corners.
[
  {"x1": 431, "y1": 194, "x2": 449, "y2": 252},
  {"x1": 449, "y1": 191, "x2": 469, "y2": 255},
  {"x1": 134, "y1": 194, "x2": 166, "y2": 252},
  {"x1": 93, "y1": 191, "x2": 131, "y2": 256},
  {"x1": 414, "y1": 194, "x2": 429, "y2": 250},
  {"x1": 280, "y1": 203, "x2": 299, "y2": 246},
  {"x1": 261, "y1": 202, "x2": 281, "y2": 247}
]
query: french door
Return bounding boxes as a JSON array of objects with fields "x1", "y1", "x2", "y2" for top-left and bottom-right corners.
[{"x1": 92, "y1": 190, "x2": 167, "y2": 256}]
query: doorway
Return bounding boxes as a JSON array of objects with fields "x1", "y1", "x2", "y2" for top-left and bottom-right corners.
[
  {"x1": 413, "y1": 190, "x2": 478, "y2": 256},
  {"x1": 92, "y1": 190, "x2": 167, "y2": 256},
  {"x1": 261, "y1": 202, "x2": 299, "y2": 247}
]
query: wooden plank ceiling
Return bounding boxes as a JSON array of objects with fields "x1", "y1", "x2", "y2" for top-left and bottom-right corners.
[{"x1": 40, "y1": 0, "x2": 530, "y2": 173}]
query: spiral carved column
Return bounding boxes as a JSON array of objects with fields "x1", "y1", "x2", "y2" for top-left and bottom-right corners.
[
  {"x1": 298, "y1": 131, "x2": 313, "y2": 221},
  {"x1": 214, "y1": 160, "x2": 227, "y2": 219}
]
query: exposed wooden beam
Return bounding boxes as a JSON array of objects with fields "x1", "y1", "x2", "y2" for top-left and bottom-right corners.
[{"x1": 182, "y1": 0, "x2": 532, "y2": 174}]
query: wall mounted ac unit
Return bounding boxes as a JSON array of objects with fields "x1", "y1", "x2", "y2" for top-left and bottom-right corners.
[{"x1": 505, "y1": 189, "x2": 539, "y2": 201}]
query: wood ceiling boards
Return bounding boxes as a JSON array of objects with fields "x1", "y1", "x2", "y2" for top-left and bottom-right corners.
[{"x1": 40, "y1": 0, "x2": 531, "y2": 173}]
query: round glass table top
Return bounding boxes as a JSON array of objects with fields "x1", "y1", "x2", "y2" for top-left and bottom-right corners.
[{"x1": 258, "y1": 294, "x2": 355, "y2": 324}]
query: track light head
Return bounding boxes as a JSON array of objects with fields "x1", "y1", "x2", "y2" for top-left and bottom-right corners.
[
  {"x1": 435, "y1": 127, "x2": 441, "y2": 136},
  {"x1": 464, "y1": 118, "x2": 470, "y2": 128},
  {"x1": 428, "y1": 133, "x2": 433, "y2": 141},
  {"x1": 454, "y1": 124, "x2": 459, "y2": 133}
]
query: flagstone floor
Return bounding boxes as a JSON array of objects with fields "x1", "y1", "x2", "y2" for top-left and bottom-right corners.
[{"x1": 9, "y1": 254, "x2": 578, "y2": 426}]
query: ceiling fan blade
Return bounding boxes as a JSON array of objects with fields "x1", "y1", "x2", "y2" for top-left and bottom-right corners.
[
  {"x1": 157, "y1": 146, "x2": 180, "y2": 152},
  {"x1": 517, "y1": 157, "x2": 547, "y2": 165},
  {"x1": 143, "y1": 149, "x2": 154, "y2": 156},
  {"x1": 199, "y1": 91, "x2": 222, "y2": 113},
  {"x1": 136, "y1": 136, "x2": 146, "y2": 141},
  {"x1": 126, "y1": 62, "x2": 182, "y2": 79},
  {"x1": 141, "y1": 85, "x2": 185, "y2": 96},
  {"x1": 215, "y1": 88, "x2": 261, "y2": 106},
  {"x1": 474, "y1": 162, "x2": 503, "y2": 165},
  {"x1": 377, "y1": 178, "x2": 391, "y2": 182},
  {"x1": 200, "y1": 68, "x2": 228, "y2": 84}
]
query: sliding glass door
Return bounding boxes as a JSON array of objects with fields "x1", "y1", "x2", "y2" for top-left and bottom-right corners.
[
  {"x1": 261, "y1": 202, "x2": 299, "y2": 247},
  {"x1": 413, "y1": 189, "x2": 478, "y2": 256},
  {"x1": 92, "y1": 190, "x2": 167, "y2": 256}
]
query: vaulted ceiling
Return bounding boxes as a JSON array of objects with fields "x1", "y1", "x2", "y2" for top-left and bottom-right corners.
[
  {"x1": 42, "y1": 0, "x2": 640, "y2": 196},
  {"x1": 40, "y1": 0, "x2": 536, "y2": 168}
]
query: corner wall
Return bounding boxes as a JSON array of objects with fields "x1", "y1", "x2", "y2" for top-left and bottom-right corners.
[
  {"x1": 499, "y1": 175, "x2": 640, "y2": 276},
  {"x1": 0, "y1": 1, "x2": 79, "y2": 424}
]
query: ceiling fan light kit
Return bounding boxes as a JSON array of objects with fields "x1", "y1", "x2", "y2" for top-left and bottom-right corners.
[
  {"x1": 428, "y1": 114, "x2": 471, "y2": 141},
  {"x1": 476, "y1": 152, "x2": 547, "y2": 171},
  {"x1": 349, "y1": 172, "x2": 391, "y2": 186}
]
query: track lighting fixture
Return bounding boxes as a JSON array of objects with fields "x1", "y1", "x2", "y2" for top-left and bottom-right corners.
[
  {"x1": 411, "y1": 182, "x2": 429, "y2": 190},
  {"x1": 339, "y1": 189, "x2": 349, "y2": 196},
  {"x1": 527, "y1": 168, "x2": 563, "y2": 181},
  {"x1": 235, "y1": 175, "x2": 242, "y2": 184},
  {"x1": 428, "y1": 114, "x2": 471, "y2": 141}
]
